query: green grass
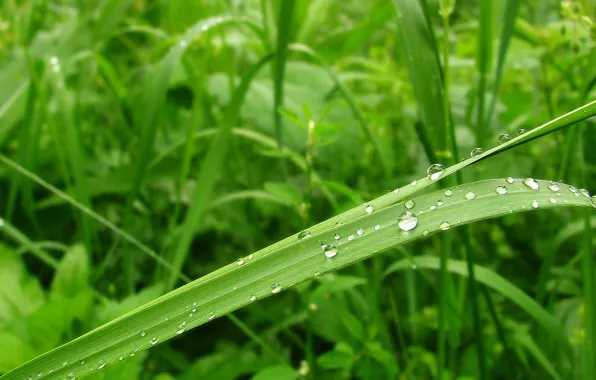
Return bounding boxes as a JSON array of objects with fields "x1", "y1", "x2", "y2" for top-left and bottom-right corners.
[{"x1": 0, "y1": 1, "x2": 595, "y2": 380}]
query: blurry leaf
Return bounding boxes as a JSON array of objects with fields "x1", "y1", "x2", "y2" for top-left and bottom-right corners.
[
  {"x1": 340, "y1": 311, "x2": 365, "y2": 341},
  {"x1": 251, "y1": 365, "x2": 298, "y2": 380},
  {"x1": 97, "y1": 284, "x2": 164, "y2": 324},
  {"x1": 317, "y1": 342, "x2": 354, "y2": 370},
  {"x1": 365, "y1": 341, "x2": 398, "y2": 376},
  {"x1": 51, "y1": 244, "x2": 90, "y2": 298},
  {"x1": 0, "y1": 243, "x2": 44, "y2": 325},
  {"x1": 264, "y1": 182, "x2": 303, "y2": 208},
  {"x1": 278, "y1": 106, "x2": 304, "y2": 128},
  {"x1": 311, "y1": 275, "x2": 366, "y2": 300},
  {"x1": 0, "y1": 331, "x2": 36, "y2": 373}
]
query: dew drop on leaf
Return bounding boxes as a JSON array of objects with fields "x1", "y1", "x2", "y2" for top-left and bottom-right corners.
[
  {"x1": 365, "y1": 204, "x2": 374, "y2": 214},
  {"x1": 298, "y1": 231, "x2": 311, "y2": 240},
  {"x1": 427, "y1": 164, "x2": 445, "y2": 180},
  {"x1": 65, "y1": 372, "x2": 76, "y2": 380},
  {"x1": 548, "y1": 182, "x2": 560, "y2": 192},
  {"x1": 470, "y1": 148, "x2": 484, "y2": 157},
  {"x1": 375, "y1": 224, "x2": 381, "y2": 231},
  {"x1": 437, "y1": 200, "x2": 444, "y2": 206},
  {"x1": 271, "y1": 284, "x2": 282, "y2": 294},
  {"x1": 498, "y1": 133, "x2": 511, "y2": 144},
  {"x1": 334, "y1": 233, "x2": 341, "y2": 240},
  {"x1": 531, "y1": 200, "x2": 539, "y2": 209},
  {"x1": 549, "y1": 198, "x2": 557, "y2": 204},
  {"x1": 393, "y1": 188, "x2": 400, "y2": 194},
  {"x1": 140, "y1": 330, "x2": 146, "y2": 337},
  {"x1": 518, "y1": 128, "x2": 527, "y2": 135},
  {"x1": 97, "y1": 360, "x2": 106, "y2": 370},
  {"x1": 465, "y1": 192, "x2": 476, "y2": 200},
  {"x1": 411, "y1": 180, "x2": 418, "y2": 186},
  {"x1": 440, "y1": 222, "x2": 451, "y2": 230},
  {"x1": 568, "y1": 185, "x2": 578, "y2": 194},
  {"x1": 444, "y1": 189, "x2": 453, "y2": 197},
  {"x1": 347, "y1": 234, "x2": 355, "y2": 241},
  {"x1": 356, "y1": 228, "x2": 364, "y2": 236},
  {"x1": 496, "y1": 186, "x2": 508, "y2": 195},
  {"x1": 522, "y1": 178, "x2": 540, "y2": 190},
  {"x1": 506, "y1": 177, "x2": 514, "y2": 184},
  {"x1": 237, "y1": 258, "x2": 245, "y2": 266},
  {"x1": 250, "y1": 294, "x2": 257, "y2": 302},
  {"x1": 176, "y1": 322, "x2": 187, "y2": 335},
  {"x1": 208, "y1": 312, "x2": 216, "y2": 320},
  {"x1": 580, "y1": 189, "x2": 590, "y2": 197},
  {"x1": 323, "y1": 245, "x2": 338, "y2": 258},
  {"x1": 150, "y1": 337, "x2": 159, "y2": 345},
  {"x1": 405, "y1": 200, "x2": 415, "y2": 209},
  {"x1": 398, "y1": 211, "x2": 418, "y2": 231}
]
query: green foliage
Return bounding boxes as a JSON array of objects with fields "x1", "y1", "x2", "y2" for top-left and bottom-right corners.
[{"x1": 1, "y1": 1, "x2": 596, "y2": 379}]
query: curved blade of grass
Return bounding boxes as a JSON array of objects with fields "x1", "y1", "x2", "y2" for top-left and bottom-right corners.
[
  {"x1": 384, "y1": 253, "x2": 573, "y2": 377},
  {"x1": 289, "y1": 43, "x2": 393, "y2": 178},
  {"x1": 165, "y1": 53, "x2": 275, "y2": 290},
  {"x1": 121, "y1": 15, "x2": 263, "y2": 292},
  {"x1": 392, "y1": 0, "x2": 448, "y2": 157},
  {"x1": 3, "y1": 177, "x2": 593, "y2": 380}
]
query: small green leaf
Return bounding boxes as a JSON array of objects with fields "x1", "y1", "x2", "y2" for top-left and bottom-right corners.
[
  {"x1": 252, "y1": 365, "x2": 298, "y2": 380},
  {"x1": 51, "y1": 244, "x2": 90, "y2": 298}
]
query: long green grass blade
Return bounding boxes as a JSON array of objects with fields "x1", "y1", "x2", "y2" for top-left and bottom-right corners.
[
  {"x1": 2, "y1": 175, "x2": 592, "y2": 380},
  {"x1": 475, "y1": 0, "x2": 494, "y2": 147}
]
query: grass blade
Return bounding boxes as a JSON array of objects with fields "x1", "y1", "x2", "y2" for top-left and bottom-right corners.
[{"x1": 475, "y1": 0, "x2": 494, "y2": 147}]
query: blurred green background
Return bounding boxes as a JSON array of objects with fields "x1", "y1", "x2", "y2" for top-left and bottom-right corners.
[{"x1": 1, "y1": 0, "x2": 595, "y2": 379}]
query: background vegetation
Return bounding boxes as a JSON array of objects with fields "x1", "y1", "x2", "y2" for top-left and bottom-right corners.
[{"x1": 0, "y1": 0, "x2": 595, "y2": 379}]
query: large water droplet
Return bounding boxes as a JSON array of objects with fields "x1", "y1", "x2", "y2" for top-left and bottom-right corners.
[
  {"x1": 375, "y1": 225, "x2": 381, "y2": 231},
  {"x1": 97, "y1": 360, "x2": 106, "y2": 370},
  {"x1": 549, "y1": 198, "x2": 557, "y2": 204},
  {"x1": 427, "y1": 164, "x2": 445, "y2": 180},
  {"x1": 471, "y1": 148, "x2": 484, "y2": 157},
  {"x1": 548, "y1": 182, "x2": 560, "y2": 192},
  {"x1": 298, "y1": 231, "x2": 311, "y2": 240},
  {"x1": 465, "y1": 192, "x2": 476, "y2": 200},
  {"x1": 334, "y1": 233, "x2": 341, "y2": 240},
  {"x1": 506, "y1": 177, "x2": 514, "y2": 184},
  {"x1": 496, "y1": 186, "x2": 508, "y2": 195},
  {"x1": 444, "y1": 189, "x2": 453, "y2": 197},
  {"x1": 398, "y1": 211, "x2": 418, "y2": 231},
  {"x1": 440, "y1": 222, "x2": 451, "y2": 230},
  {"x1": 405, "y1": 200, "x2": 415, "y2": 209},
  {"x1": 271, "y1": 284, "x2": 282, "y2": 294},
  {"x1": 531, "y1": 200, "x2": 539, "y2": 209},
  {"x1": 498, "y1": 133, "x2": 511, "y2": 144},
  {"x1": 356, "y1": 228, "x2": 364, "y2": 236},
  {"x1": 522, "y1": 178, "x2": 540, "y2": 190},
  {"x1": 347, "y1": 234, "x2": 355, "y2": 241},
  {"x1": 365, "y1": 204, "x2": 374, "y2": 214},
  {"x1": 150, "y1": 337, "x2": 159, "y2": 345},
  {"x1": 323, "y1": 245, "x2": 338, "y2": 258}
]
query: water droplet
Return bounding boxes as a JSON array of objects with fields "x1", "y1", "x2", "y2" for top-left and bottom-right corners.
[
  {"x1": 580, "y1": 189, "x2": 590, "y2": 197},
  {"x1": 568, "y1": 186, "x2": 579, "y2": 195},
  {"x1": 140, "y1": 330, "x2": 146, "y2": 337},
  {"x1": 549, "y1": 198, "x2": 557, "y2": 204},
  {"x1": 314, "y1": 271, "x2": 321, "y2": 277},
  {"x1": 320, "y1": 242, "x2": 328, "y2": 251},
  {"x1": 411, "y1": 180, "x2": 418, "y2": 186},
  {"x1": 427, "y1": 164, "x2": 445, "y2": 180},
  {"x1": 518, "y1": 128, "x2": 527, "y2": 135},
  {"x1": 65, "y1": 373, "x2": 76, "y2": 380},
  {"x1": 79, "y1": 360, "x2": 85, "y2": 366},
  {"x1": 25, "y1": 377, "x2": 32, "y2": 380},
  {"x1": 332, "y1": 233, "x2": 340, "y2": 241},
  {"x1": 356, "y1": 228, "x2": 364, "y2": 236},
  {"x1": 430, "y1": 205, "x2": 437, "y2": 210},
  {"x1": 437, "y1": 200, "x2": 444, "y2": 206},
  {"x1": 323, "y1": 245, "x2": 338, "y2": 258},
  {"x1": 248, "y1": 254, "x2": 253, "y2": 260},
  {"x1": 237, "y1": 258, "x2": 245, "y2": 266},
  {"x1": 118, "y1": 355, "x2": 124, "y2": 361},
  {"x1": 150, "y1": 337, "x2": 159, "y2": 345},
  {"x1": 365, "y1": 204, "x2": 374, "y2": 214},
  {"x1": 208, "y1": 312, "x2": 216, "y2": 320},
  {"x1": 444, "y1": 189, "x2": 453, "y2": 197},
  {"x1": 498, "y1": 133, "x2": 511, "y2": 144},
  {"x1": 496, "y1": 186, "x2": 508, "y2": 195},
  {"x1": 393, "y1": 188, "x2": 400, "y2": 194},
  {"x1": 422, "y1": 230, "x2": 429, "y2": 236},
  {"x1": 347, "y1": 234, "x2": 355, "y2": 241},
  {"x1": 176, "y1": 322, "x2": 187, "y2": 334},
  {"x1": 465, "y1": 192, "x2": 476, "y2": 200},
  {"x1": 411, "y1": 264, "x2": 418, "y2": 270},
  {"x1": 405, "y1": 199, "x2": 415, "y2": 209},
  {"x1": 548, "y1": 182, "x2": 560, "y2": 191},
  {"x1": 375, "y1": 225, "x2": 381, "y2": 231},
  {"x1": 471, "y1": 148, "x2": 484, "y2": 157},
  {"x1": 250, "y1": 294, "x2": 257, "y2": 302},
  {"x1": 522, "y1": 178, "x2": 540, "y2": 190},
  {"x1": 298, "y1": 231, "x2": 311, "y2": 240},
  {"x1": 506, "y1": 177, "x2": 514, "y2": 184},
  {"x1": 440, "y1": 222, "x2": 451, "y2": 230},
  {"x1": 531, "y1": 200, "x2": 539, "y2": 209},
  {"x1": 271, "y1": 284, "x2": 282, "y2": 294},
  {"x1": 398, "y1": 211, "x2": 418, "y2": 231},
  {"x1": 97, "y1": 360, "x2": 106, "y2": 370},
  {"x1": 63, "y1": 362, "x2": 68, "y2": 367}
]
